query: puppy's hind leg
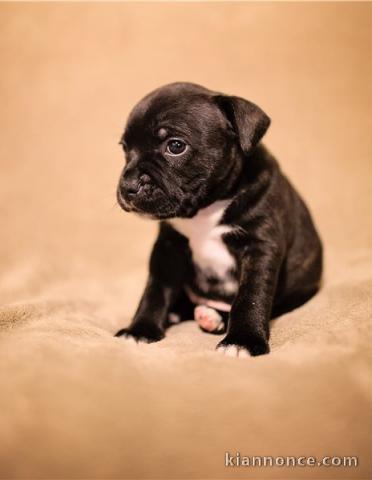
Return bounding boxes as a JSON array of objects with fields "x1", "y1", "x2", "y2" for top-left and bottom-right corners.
[{"x1": 194, "y1": 305, "x2": 228, "y2": 335}]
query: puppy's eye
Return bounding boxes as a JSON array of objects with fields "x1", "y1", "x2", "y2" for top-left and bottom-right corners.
[{"x1": 166, "y1": 139, "x2": 187, "y2": 156}]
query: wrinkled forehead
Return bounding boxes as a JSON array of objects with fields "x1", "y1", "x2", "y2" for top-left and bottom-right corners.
[{"x1": 123, "y1": 93, "x2": 225, "y2": 144}]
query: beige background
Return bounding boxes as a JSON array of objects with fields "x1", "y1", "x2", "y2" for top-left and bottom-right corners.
[{"x1": 0, "y1": 2, "x2": 371, "y2": 479}]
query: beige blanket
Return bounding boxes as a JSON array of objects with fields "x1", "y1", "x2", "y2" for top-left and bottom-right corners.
[{"x1": 0, "y1": 3, "x2": 371, "y2": 479}]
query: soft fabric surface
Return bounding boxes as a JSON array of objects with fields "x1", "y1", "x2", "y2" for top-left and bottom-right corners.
[{"x1": 0, "y1": 3, "x2": 371, "y2": 479}]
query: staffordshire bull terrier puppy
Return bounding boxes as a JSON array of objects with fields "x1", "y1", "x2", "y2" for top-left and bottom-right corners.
[{"x1": 115, "y1": 82, "x2": 322, "y2": 357}]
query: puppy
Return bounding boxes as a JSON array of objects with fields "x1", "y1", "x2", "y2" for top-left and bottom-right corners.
[{"x1": 115, "y1": 82, "x2": 322, "y2": 357}]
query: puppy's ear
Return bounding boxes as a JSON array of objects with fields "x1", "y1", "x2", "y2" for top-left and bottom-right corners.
[{"x1": 215, "y1": 95, "x2": 270, "y2": 153}]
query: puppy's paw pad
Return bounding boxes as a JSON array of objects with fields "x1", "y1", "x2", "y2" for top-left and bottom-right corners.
[{"x1": 194, "y1": 305, "x2": 223, "y2": 333}]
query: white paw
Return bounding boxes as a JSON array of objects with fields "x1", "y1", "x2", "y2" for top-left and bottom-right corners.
[
  {"x1": 216, "y1": 344, "x2": 250, "y2": 358},
  {"x1": 194, "y1": 305, "x2": 224, "y2": 332},
  {"x1": 120, "y1": 335, "x2": 137, "y2": 345}
]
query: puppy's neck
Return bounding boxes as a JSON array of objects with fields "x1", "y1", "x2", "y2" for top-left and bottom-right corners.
[{"x1": 167, "y1": 200, "x2": 231, "y2": 238}]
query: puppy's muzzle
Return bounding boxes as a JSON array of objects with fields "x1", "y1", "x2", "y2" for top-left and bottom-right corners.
[{"x1": 119, "y1": 172, "x2": 151, "y2": 202}]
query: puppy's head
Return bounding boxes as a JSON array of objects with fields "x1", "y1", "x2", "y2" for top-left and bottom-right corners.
[{"x1": 117, "y1": 82, "x2": 270, "y2": 219}]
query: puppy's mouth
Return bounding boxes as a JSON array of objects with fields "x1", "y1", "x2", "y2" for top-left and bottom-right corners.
[
  {"x1": 117, "y1": 179, "x2": 179, "y2": 220},
  {"x1": 117, "y1": 169, "x2": 207, "y2": 220}
]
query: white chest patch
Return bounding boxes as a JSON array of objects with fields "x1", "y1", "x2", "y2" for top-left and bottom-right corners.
[{"x1": 168, "y1": 200, "x2": 237, "y2": 286}]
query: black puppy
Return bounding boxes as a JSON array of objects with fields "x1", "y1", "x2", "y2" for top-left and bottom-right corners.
[{"x1": 115, "y1": 82, "x2": 322, "y2": 357}]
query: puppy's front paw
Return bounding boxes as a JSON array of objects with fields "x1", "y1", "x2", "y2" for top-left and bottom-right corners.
[
  {"x1": 216, "y1": 333, "x2": 270, "y2": 357},
  {"x1": 115, "y1": 322, "x2": 165, "y2": 343}
]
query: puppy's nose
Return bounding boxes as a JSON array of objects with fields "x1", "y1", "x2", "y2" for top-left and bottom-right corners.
[
  {"x1": 123, "y1": 178, "x2": 141, "y2": 197},
  {"x1": 121, "y1": 173, "x2": 151, "y2": 199}
]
